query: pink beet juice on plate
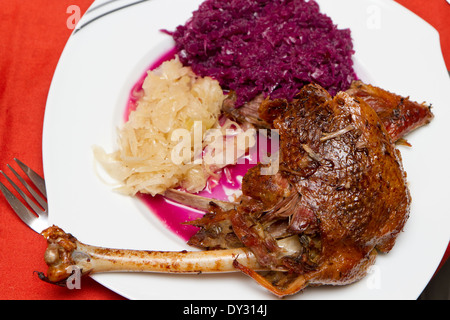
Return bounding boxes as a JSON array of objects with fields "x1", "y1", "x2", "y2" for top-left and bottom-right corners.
[{"x1": 124, "y1": 48, "x2": 273, "y2": 241}]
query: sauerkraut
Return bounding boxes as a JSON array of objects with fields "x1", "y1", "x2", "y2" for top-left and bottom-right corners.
[{"x1": 94, "y1": 57, "x2": 226, "y2": 196}]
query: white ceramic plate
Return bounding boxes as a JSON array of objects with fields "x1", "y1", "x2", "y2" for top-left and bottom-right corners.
[{"x1": 42, "y1": 0, "x2": 450, "y2": 299}]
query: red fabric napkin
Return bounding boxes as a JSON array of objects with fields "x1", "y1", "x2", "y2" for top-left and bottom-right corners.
[{"x1": 0, "y1": 0, "x2": 448, "y2": 300}]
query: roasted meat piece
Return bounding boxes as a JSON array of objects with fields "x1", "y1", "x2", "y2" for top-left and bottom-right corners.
[
  {"x1": 346, "y1": 81, "x2": 434, "y2": 142},
  {"x1": 224, "y1": 80, "x2": 433, "y2": 143},
  {"x1": 189, "y1": 83, "x2": 411, "y2": 296}
]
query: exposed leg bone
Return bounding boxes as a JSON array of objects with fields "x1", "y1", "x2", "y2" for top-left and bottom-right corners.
[{"x1": 38, "y1": 225, "x2": 268, "y2": 285}]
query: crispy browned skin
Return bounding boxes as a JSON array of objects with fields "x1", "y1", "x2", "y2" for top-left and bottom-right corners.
[
  {"x1": 346, "y1": 81, "x2": 434, "y2": 142},
  {"x1": 224, "y1": 80, "x2": 434, "y2": 143},
  {"x1": 190, "y1": 83, "x2": 411, "y2": 296}
]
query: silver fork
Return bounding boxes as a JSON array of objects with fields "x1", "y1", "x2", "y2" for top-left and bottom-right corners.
[{"x1": 0, "y1": 159, "x2": 49, "y2": 233}]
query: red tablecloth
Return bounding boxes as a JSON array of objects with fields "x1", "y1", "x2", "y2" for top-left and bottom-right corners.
[{"x1": 0, "y1": 0, "x2": 449, "y2": 300}]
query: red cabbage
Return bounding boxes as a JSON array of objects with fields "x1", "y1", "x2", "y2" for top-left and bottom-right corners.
[{"x1": 172, "y1": 0, "x2": 357, "y2": 107}]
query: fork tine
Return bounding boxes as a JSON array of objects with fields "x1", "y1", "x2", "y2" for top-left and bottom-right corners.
[
  {"x1": 5, "y1": 165, "x2": 48, "y2": 214},
  {"x1": 0, "y1": 178, "x2": 42, "y2": 232},
  {"x1": 14, "y1": 158, "x2": 47, "y2": 198}
]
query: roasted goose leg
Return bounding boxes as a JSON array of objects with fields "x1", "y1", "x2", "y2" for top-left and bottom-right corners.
[{"x1": 190, "y1": 83, "x2": 411, "y2": 296}]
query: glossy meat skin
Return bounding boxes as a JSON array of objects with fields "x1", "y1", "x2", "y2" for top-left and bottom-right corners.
[
  {"x1": 189, "y1": 83, "x2": 412, "y2": 296},
  {"x1": 285, "y1": 86, "x2": 409, "y2": 237},
  {"x1": 346, "y1": 81, "x2": 434, "y2": 142},
  {"x1": 269, "y1": 84, "x2": 411, "y2": 252},
  {"x1": 224, "y1": 80, "x2": 434, "y2": 143}
]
